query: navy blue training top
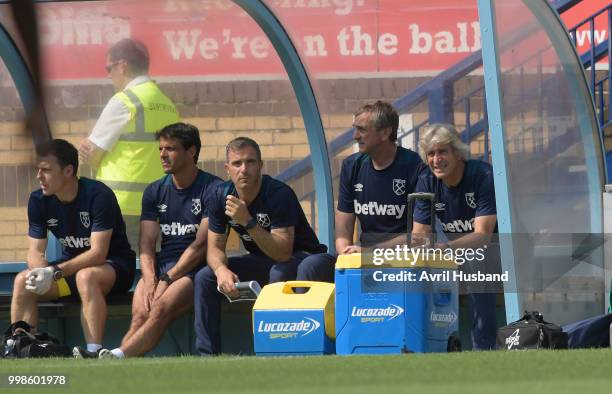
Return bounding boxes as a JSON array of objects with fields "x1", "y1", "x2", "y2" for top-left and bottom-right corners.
[
  {"x1": 337, "y1": 147, "x2": 423, "y2": 235},
  {"x1": 208, "y1": 175, "x2": 327, "y2": 256},
  {"x1": 141, "y1": 170, "x2": 222, "y2": 265},
  {"x1": 28, "y1": 177, "x2": 135, "y2": 269},
  {"x1": 413, "y1": 160, "x2": 497, "y2": 233}
]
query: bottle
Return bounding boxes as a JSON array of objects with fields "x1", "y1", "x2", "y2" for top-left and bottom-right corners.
[{"x1": 3, "y1": 338, "x2": 15, "y2": 356}]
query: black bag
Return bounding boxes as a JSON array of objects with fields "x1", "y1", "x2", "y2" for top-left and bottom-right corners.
[
  {"x1": 563, "y1": 313, "x2": 612, "y2": 348},
  {"x1": 0, "y1": 321, "x2": 71, "y2": 358},
  {"x1": 497, "y1": 311, "x2": 568, "y2": 350}
]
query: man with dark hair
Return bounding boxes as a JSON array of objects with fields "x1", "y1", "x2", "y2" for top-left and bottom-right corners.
[
  {"x1": 9, "y1": 139, "x2": 135, "y2": 358},
  {"x1": 78, "y1": 38, "x2": 179, "y2": 245},
  {"x1": 194, "y1": 137, "x2": 327, "y2": 355},
  {"x1": 98, "y1": 123, "x2": 221, "y2": 358},
  {"x1": 412, "y1": 123, "x2": 499, "y2": 350},
  {"x1": 297, "y1": 101, "x2": 423, "y2": 282},
  {"x1": 156, "y1": 122, "x2": 201, "y2": 164}
]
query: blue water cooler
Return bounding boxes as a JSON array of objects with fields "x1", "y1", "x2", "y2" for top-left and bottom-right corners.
[{"x1": 335, "y1": 253, "x2": 460, "y2": 354}]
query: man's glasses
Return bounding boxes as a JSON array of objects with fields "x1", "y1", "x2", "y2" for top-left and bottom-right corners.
[{"x1": 105, "y1": 61, "x2": 122, "y2": 73}]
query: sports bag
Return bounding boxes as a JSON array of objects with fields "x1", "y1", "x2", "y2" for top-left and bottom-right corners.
[
  {"x1": 0, "y1": 320, "x2": 71, "y2": 358},
  {"x1": 563, "y1": 313, "x2": 612, "y2": 348},
  {"x1": 497, "y1": 311, "x2": 568, "y2": 350}
]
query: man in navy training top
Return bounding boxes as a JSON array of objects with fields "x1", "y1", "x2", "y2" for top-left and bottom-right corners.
[
  {"x1": 299, "y1": 100, "x2": 423, "y2": 279},
  {"x1": 97, "y1": 123, "x2": 222, "y2": 359},
  {"x1": 10, "y1": 139, "x2": 135, "y2": 358},
  {"x1": 412, "y1": 123, "x2": 499, "y2": 350},
  {"x1": 194, "y1": 136, "x2": 327, "y2": 355}
]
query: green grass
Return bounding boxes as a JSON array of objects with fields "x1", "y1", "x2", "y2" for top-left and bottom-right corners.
[{"x1": 0, "y1": 349, "x2": 611, "y2": 394}]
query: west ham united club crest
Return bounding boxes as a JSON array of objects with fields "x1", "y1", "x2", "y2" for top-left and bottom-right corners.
[
  {"x1": 191, "y1": 199, "x2": 201, "y2": 215},
  {"x1": 392, "y1": 179, "x2": 406, "y2": 196},
  {"x1": 465, "y1": 192, "x2": 477, "y2": 209},
  {"x1": 256, "y1": 213, "x2": 271, "y2": 228},
  {"x1": 79, "y1": 212, "x2": 90, "y2": 228}
]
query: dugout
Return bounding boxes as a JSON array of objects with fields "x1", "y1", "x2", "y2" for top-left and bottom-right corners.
[{"x1": 0, "y1": 0, "x2": 610, "y2": 353}]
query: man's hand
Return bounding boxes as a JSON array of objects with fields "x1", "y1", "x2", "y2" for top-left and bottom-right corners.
[
  {"x1": 215, "y1": 265, "x2": 239, "y2": 299},
  {"x1": 434, "y1": 242, "x2": 450, "y2": 250},
  {"x1": 78, "y1": 139, "x2": 95, "y2": 164},
  {"x1": 25, "y1": 267, "x2": 54, "y2": 295},
  {"x1": 143, "y1": 276, "x2": 157, "y2": 312},
  {"x1": 152, "y1": 280, "x2": 169, "y2": 305},
  {"x1": 341, "y1": 245, "x2": 361, "y2": 254},
  {"x1": 225, "y1": 195, "x2": 251, "y2": 226},
  {"x1": 411, "y1": 233, "x2": 432, "y2": 248}
]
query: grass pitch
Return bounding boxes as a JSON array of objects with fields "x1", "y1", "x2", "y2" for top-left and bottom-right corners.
[{"x1": 0, "y1": 349, "x2": 611, "y2": 394}]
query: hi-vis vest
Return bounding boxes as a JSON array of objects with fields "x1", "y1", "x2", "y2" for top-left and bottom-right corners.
[{"x1": 96, "y1": 80, "x2": 179, "y2": 216}]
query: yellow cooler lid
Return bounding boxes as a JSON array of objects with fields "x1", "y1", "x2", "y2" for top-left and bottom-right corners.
[
  {"x1": 254, "y1": 281, "x2": 335, "y2": 310},
  {"x1": 335, "y1": 252, "x2": 457, "y2": 269},
  {"x1": 253, "y1": 281, "x2": 336, "y2": 339}
]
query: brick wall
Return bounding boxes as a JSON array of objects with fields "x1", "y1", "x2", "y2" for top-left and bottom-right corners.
[
  {"x1": 2, "y1": 77, "x2": 437, "y2": 262},
  {"x1": 4, "y1": 74, "x2": 550, "y2": 262}
]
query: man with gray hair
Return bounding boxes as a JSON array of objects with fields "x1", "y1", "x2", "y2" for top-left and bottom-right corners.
[{"x1": 411, "y1": 123, "x2": 499, "y2": 350}]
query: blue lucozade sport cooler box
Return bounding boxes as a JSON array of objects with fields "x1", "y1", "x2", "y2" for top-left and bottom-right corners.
[
  {"x1": 253, "y1": 281, "x2": 335, "y2": 355},
  {"x1": 335, "y1": 253, "x2": 459, "y2": 354}
]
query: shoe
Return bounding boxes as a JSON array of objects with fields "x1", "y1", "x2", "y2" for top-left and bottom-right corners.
[
  {"x1": 98, "y1": 348, "x2": 117, "y2": 359},
  {"x1": 72, "y1": 346, "x2": 98, "y2": 359}
]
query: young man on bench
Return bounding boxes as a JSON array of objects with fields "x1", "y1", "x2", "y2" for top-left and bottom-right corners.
[
  {"x1": 10, "y1": 139, "x2": 136, "y2": 358},
  {"x1": 99, "y1": 123, "x2": 221, "y2": 358}
]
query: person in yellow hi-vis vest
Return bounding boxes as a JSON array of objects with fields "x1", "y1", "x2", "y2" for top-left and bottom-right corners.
[{"x1": 78, "y1": 38, "x2": 179, "y2": 245}]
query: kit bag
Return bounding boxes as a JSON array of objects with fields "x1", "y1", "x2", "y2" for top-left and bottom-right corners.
[
  {"x1": 496, "y1": 311, "x2": 568, "y2": 350},
  {"x1": 0, "y1": 320, "x2": 71, "y2": 358},
  {"x1": 563, "y1": 313, "x2": 612, "y2": 348}
]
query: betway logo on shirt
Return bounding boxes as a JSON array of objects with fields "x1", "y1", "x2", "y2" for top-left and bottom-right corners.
[
  {"x1": 160, "y1": 222, "x2": 199, "y2": 236},
  {"x1": 353, "y1": 200, "x2": 405, "y2": 219},
  {"x1": 440, "y1": 218, "x2": 475, "y2": 233},
  {"x1": 59, "y1": 236, "x2": 90, "y2": 248}
]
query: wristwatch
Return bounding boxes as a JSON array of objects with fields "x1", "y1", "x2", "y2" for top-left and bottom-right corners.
[
  {"x1": 52, "y1": 266, "x2": 64, "y2": 281},
  {"x1": 244, "y1": 217, "x2": 258, "y2": 230},
  {"x1": 159, "y1": 273, "x2": 173, "y2": 285}
]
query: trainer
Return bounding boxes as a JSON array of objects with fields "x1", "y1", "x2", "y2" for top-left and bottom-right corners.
[
  {"x1": 10, "y1": 139, "x2": 135, "y2": 358},
  {"x1": 194, "y1": 137, "x2": 327, "y2": 355},
  {"x1": 412, "y1": 123, "x2": 499, "y2": 350}
]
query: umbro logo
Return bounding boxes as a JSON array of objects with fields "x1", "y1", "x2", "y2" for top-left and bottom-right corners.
[
  {"x1": 157, "y1": 204, "x2": 167, "y2": 213},
  {"x1": 354, "y1": 183, "x2": 364, "y2": 192},
  {"x1": 47, "y1": 218, "x2": 58, "y2": 227},
  {"x1": 435, "y1": 203, "x2": 446, "y2": 211}
]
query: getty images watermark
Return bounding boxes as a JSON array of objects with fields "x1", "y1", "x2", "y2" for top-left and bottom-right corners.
[{"x1": 369, "y1": 244, "x2": 510, "y2": 284}]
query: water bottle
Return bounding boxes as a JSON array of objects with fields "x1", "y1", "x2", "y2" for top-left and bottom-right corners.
[{"x1": 3, "y1": 338, "x2": 15, "y2": 356}]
